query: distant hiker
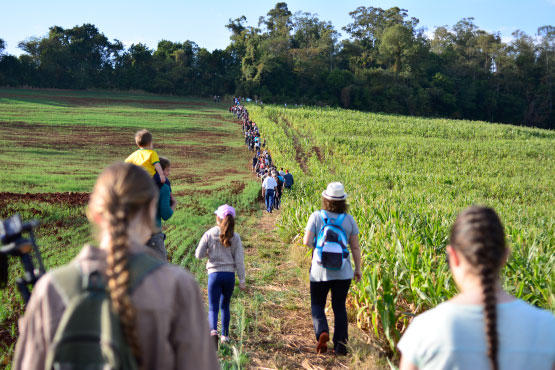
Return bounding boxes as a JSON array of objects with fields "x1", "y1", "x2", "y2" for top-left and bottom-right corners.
[
  {"x1": 262, "y1": 173, "x2": 278, "y2": 213},
  {"x1": 279, "y1": 167, "x2": 285, "y2": 176},
  {"x1": 13, "y1": 163, "x2": 219, "y2": 370},
  {"x1": 252, "y1": 155, "x2": 258, "y2": 173},
  {"x1": 195, "y1": 205, "x2": 246, "y2": 347},
  {"x1": 398, "y1": 206, "x2": 555, "y2": 370},
  {"x1": 146, "y1": 156, "x2": 176, "y2": 261},
  {"x1": 303, "y1": 182, "x2": 362, "y2": 355},
  {"x1": 125, "y1": 129, "x2": 166, "y2": 187},
  {"x1": 284, "y1": 170, "x2": 294, "y2": 189},
  {"x1": 273, "y1": 171, "x2": 284, "y2": 210}
]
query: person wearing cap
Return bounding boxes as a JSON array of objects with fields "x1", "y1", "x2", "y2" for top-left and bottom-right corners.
[
  {"x1": 262, "y1": 171, "x2": 278, "y2": 213},
  {"x1": 195, "y1": 204, "x2": 246, "y2": 346},
  {"x1": 303, "y1": 182, "x2": 362, "y2": 355}
]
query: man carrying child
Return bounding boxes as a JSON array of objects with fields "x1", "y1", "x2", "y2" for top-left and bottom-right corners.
[{"x1": 146, "y1": 156, "x2": 176, "y2": 260}]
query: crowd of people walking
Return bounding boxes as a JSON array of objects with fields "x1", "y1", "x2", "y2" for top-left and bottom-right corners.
[
  {"x1": 10, "y1": 97, "x2": 555, "y2": 370},
  {"x1": 230, "y1": 100, "x2": 294, "y2": 213}
]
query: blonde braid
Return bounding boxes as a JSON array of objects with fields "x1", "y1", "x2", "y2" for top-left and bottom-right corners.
[
  {"x1": 105, "y1": 203, "x2": 143, "y2": 366},
  {"x1": 89, "y1": 163, "x2": 158, "y2": 368}
]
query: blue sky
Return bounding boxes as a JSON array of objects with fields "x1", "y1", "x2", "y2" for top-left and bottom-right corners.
[{"x1": 1, "y1": 0, "x2": 554, "y2": 56}]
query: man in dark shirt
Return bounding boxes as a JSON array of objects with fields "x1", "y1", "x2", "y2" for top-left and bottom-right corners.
[{"x1": 284, "y1": 169, "x2": 294, "y2": 189}]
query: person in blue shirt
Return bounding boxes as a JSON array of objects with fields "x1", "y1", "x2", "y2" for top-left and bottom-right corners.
[
  {"x1": 284, "y1": 170, "x2": 294, "y2": 189},
  {"x1": 146, "y1": 156, "x2": 176, "y2": 261}
]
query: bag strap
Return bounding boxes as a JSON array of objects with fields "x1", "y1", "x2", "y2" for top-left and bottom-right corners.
[
  {"x1": 128, "y1": 253, "x2": 166, "y2": 293},
  {"x1": 50, "y1": 263, "x2": 85, "y2": 306},
  {"x1": 51, "y1": 252, "x2": 166, "y2": 303},
  {"x1": 336, "y1": 213, "x2": 346, "y2": 227},
  {"x1": 319, "y1": 210, "x2": 330, "y2": 225},
  {"x1": 320, "y1": 210, "x2": 347, "y2": 227}
]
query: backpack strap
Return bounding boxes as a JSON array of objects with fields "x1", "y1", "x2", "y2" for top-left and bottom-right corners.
[
  {"x1": 335, "y1": 213, "x2": 346, "y2": 227},
  {"x1": 128, "y1": 253, "x2": 166, "y2": 293},
  {"x1": 49, "y1": 263, "x2": 85, "y2": 306},
  {"x1": 50, "y1": 252, "x2": 166, "y2": 303},
  {"x1": 320, "y1": 210, "x2": 347, "y2": 227},
  {"x1": 319, "y1": 210, "x2": 330, "y2": 225}
]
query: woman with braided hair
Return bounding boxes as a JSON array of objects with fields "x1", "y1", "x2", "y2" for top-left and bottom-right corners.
[
  {"x1": 398, "y1": 206, "x2": 555, "y2": 370},
  {"x1": 13, "y1": 163, "x2": 220, "y2": 370}
]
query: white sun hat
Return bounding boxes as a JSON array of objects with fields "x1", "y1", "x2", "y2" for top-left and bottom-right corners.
[{"x1": 322, "y1": 182, "x2": 347, "y2": 200}]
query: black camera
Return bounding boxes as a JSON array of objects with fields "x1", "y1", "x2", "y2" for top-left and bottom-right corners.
[{"x1": 0, "y1": 214, "x2": 45, "y2": 304}]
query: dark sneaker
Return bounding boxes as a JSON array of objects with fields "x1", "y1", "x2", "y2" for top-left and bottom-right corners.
[
  {"x1": 316, "y1": 332, "x2": 329, "y2": 354},
  {"x1": 211, "y1": 330, "x2": 219, "y2": 350}
]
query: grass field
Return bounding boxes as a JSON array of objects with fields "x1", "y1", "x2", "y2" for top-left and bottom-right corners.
[
  {"x1": 0, "y1": 88, "x2": 260, "y2": 366},
  {"x1": 1, "y1": 88, "x2": 553, "y2": 368},
  {"x1": 248, "y1": 104, "x2": 555, "y2": 355}
]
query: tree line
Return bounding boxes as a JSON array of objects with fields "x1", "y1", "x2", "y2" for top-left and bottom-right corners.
[{"x1": 0, "y1": 3, "x2": 553, "y2": 128}]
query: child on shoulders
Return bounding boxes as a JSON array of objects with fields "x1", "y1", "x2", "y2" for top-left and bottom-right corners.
[{"x1": 125, "y1": 129, "x2": 166, "y2": 187}]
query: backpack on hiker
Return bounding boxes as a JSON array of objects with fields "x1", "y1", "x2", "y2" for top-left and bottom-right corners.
[
  {"x1": 45, "y1": 252, "x2": 165, "y2": 370},
  {"x1": 314, "y1": 211, "x2": 349, "y2": 270}
]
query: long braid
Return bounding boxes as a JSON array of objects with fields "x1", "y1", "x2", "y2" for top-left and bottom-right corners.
[
  {"x1": 450, "y1": 206, "x2": 505, "y2": 370},
  {"x1": 479, "y1": 263, "x2": 499, "y2": 370},
  {"x1": 88, "y1": 163, "x2": 158, "y2": 369},
  {"x1": 105, "y1": 205, "x2": 143, "y2": 366}
]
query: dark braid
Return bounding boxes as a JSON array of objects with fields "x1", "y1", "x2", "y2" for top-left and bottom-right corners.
[
  {"x1": 450, "y1": 206, "x2": 506, "y2": 370},
  {"x1": 479, "y1": 263, "x2": 499, "y2": 370}
]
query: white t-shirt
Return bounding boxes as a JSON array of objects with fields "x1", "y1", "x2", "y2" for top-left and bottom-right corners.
[
  {"x1": 398, "y1": 299, "x2": 555, "y2": 370},
  {"x1": 262, "y1": 176, "x2": 277, "y2": 190}
]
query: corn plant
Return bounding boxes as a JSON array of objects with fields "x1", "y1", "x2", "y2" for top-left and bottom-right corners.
[{"x1": 247, "y1": 103, "x2": 555, "y2": 355}]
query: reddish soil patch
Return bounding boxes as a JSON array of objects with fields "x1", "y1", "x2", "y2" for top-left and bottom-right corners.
[
  {"x1": 1, "y1": 121, "x2": 239, "y2": 162},
  {"x1": 277, "y1": 116, "x2": 309, "y2": 174},
  {"x1": 174, "y1": 189, "x2": 215, "y2": 197},
  {"x1": 0, "y1": 92, "x2": 210, "y2": 108},
  {"x1": 230, "y1": 181, "x2": 246, "y2": 195},
  {"x1": 0, "y1": 121, "x2": 131, "y2": 152},
  {"x1": 312, "y1": 146, "x2": 324, "y2": 163},
  {"x1": 0, "y1": 192, "x2": 89, "y2": 206}
]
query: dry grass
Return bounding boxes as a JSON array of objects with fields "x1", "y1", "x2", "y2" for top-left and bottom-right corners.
[{"x1": 235, "y1": 205, "x2": 388, "y2": 369}]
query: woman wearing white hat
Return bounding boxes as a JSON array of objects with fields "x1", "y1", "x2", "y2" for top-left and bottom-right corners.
[{"x1": 303, "y1": 182, "x2": 362, "y2": 355}]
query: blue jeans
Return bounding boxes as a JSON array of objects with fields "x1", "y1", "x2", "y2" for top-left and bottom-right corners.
[
  {"x1": 208, "y1": 272, "x2": 235, "y2": 336},
  {"x1": 265, "y1": 189, "x2": 275, "y2": 212},
  {"x1": 310, "y1": 279, "x2": 351, "y2": 354}
]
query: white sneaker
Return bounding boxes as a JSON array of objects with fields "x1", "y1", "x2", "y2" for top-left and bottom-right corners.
[{"x1": 220, "y1": 336, "x2": 230, "y2": 343}]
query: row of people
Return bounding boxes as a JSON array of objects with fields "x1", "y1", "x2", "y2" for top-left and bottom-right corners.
[
  {"x1": 231, "y1": 103, "x2": 295, "y2": 213},
  {"x1": 230, "y1": 102, "x2": 555, "y2": 367},
  {"x1": 12, "y1": 109, "x2": 555, "y2": 370}
]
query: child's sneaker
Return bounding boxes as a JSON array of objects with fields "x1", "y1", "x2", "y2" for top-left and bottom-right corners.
[{"x1": 220, "y1": 336, "x2": 231, "y2": 344}]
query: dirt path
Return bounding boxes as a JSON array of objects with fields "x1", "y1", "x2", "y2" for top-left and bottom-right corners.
[{"x1": 238, "y1": 205, "x2": 379, "y2": 369}]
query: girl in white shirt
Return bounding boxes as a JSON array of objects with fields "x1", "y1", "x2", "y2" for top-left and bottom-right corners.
[{"x1": 398, "y1": 206, "x2": 555, "y2": 370}]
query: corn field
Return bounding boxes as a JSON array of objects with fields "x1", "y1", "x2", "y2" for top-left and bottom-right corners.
[{"x1": 249, "y1": 104, "x2": 555, "y2": 355}]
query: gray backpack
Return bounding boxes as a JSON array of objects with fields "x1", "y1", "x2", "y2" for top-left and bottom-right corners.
[{"x1": 45, "y1": 253, "x2": 165, "y2": 370}]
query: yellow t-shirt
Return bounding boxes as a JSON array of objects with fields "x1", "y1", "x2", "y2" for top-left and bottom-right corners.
[{"x1": 125, "y1": 149, "x2": 160, "y2": 176}]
